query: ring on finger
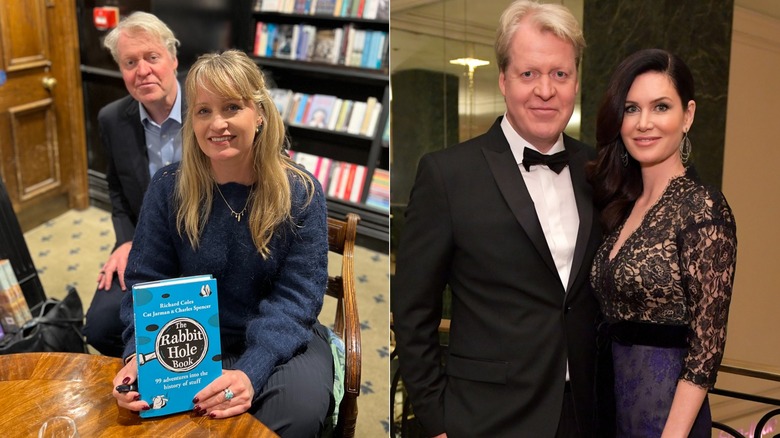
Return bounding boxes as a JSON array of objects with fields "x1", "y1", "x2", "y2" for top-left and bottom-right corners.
[{"x1": 223, "y1": 387, "x2": 234, "y2": 401}]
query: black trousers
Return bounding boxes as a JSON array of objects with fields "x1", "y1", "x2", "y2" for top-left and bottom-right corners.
[
  {"x1": 225, "y1": 323, "x2": 335, "y2": 438},
  {"x1": 83, "y1": 282, "x2": 125, "y2": 357},
  {"x1": 556, "y1": 382, "x2": 579, "y2": 438}
]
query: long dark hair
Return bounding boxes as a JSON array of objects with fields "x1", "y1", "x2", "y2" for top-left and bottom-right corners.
[{"x1": 588, "y1": 48, "x2": 695, "y2": 233}]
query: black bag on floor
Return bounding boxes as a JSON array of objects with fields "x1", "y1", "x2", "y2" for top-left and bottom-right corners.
[{"x1": 0, "y1": 286, "x2": 87, "y2": 354}]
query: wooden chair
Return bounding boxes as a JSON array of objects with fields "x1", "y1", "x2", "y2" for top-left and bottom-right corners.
[{"x1": 326, "y1": 213, "x2": 362, "y2": 438}]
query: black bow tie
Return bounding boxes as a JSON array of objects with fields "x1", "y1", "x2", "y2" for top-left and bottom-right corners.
[{"x1": 522, "y1": 148, "x2": 570, "y2": 174}]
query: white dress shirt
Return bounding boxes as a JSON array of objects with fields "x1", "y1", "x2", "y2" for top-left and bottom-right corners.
[{"x1": 501, "y1": 116, "x2": 579, "y2": 290}]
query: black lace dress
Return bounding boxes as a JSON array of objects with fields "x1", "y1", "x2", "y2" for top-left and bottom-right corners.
[{"x1": 590, "y1": 168, "x2": 737, "y2": 437}]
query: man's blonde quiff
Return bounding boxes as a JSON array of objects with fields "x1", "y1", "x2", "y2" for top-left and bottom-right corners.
[{"x1": 495, "y1": 0, "x2": 585, "y2": 73}]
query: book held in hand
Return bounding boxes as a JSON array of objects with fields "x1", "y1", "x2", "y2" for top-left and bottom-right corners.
[{"x1": 132, "y1": 274, "x2": 222, "y2": 418}]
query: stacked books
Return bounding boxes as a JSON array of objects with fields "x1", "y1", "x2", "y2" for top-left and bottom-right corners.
[
  {"x1": 253, "y1": 22, "x2": 388, "y2": 70},
  {"x1": 0, "y1": 259, "x2": 33, "y2": 337},
  {"x1": 271, "y1": 89, "x2": 384, "y2": 138},
  {"x1": 254, "y1": 0, "x2": 389, "y2": 20},
  {"x1": 289, "y1": 150, "x2": 373, "y2": 204},
  {"x1": 365, "y1": 168, "x2": 389, "y2": 211}
]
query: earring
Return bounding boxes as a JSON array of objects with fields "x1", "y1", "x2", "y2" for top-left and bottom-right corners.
[
  {"x1": 621, "y1": 148, "x2": 628, "y2": 167},
  {"x1": 256, "y1": 124, "x2": 263, "y2": 136},
  {"x1": 680, "y1": 131, "x2": 692, "y2": 164}
]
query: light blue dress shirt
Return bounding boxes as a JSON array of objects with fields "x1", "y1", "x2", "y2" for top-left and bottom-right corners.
[{"x1": 139, "y1": 83, "x2": 183, "y2": 177}]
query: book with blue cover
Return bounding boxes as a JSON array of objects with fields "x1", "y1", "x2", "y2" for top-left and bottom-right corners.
[
  {"x1": 315, "y1": 0, "x2": 336, "y2": 15},
  {"x1": 132, "y1": 274, "x2": 222, "y2": 418}
]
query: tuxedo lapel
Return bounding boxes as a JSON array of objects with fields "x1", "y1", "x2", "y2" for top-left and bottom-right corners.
[
  {"x1": 565, "y1": 135, "x2": 595, "y2": 293},
  {"x1": 480, "y1": 120, "x2": 558, "y2": 276}
]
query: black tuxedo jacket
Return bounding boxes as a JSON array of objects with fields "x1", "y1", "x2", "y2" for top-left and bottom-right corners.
[
  {"x1": 392, "y1": 117, "x2": 601, "y2": 437},
  {"x1": 99, "y1": 94, "x2": 185, "y2": 247}
]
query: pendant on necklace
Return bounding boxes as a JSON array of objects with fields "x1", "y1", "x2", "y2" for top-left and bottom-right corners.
[{"x1": 214, "y1": 182, "x2": 250, "y2": 223}]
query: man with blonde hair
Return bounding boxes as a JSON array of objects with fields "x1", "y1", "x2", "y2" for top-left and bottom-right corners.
[
  {"x1": 84, "y1": 12, "x2": 184, "y2": 357},
  {"x1": 392, "y1": 1, "x2": 601, "y2": 436}
]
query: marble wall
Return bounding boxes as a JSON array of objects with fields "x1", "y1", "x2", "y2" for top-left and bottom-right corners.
[
  {"x1": 390, "y1": 69, "x2": 459, "y2": 206},
  {"x1": 581, "y1": 0, "x2": 734, "y2": 187},
  {"x1": 389, "y1": 69, "x2": 459, "y2": 247}
]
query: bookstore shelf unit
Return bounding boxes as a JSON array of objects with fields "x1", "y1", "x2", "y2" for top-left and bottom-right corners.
[{"x1": 244, "y1": 4, "x2": 390, "y2": 248}]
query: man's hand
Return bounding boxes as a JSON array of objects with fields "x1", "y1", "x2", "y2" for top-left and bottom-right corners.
[{"x1": 98, "y1": 241, "x2": 132, "y2": 291}]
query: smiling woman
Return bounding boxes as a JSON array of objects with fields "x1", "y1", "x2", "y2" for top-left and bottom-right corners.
[
  {"x1": 620, "y1": 72, "x2": 695, "y2": 171},
  {"x1": 589, "y1": 48, "x2": 737, "y2": 437},
  {"x1": 192, "y1": 89, "x2": 262, "y2": 177},
  {"x1": 112, "y1": 49, "x2": 334, "y2": 437}
]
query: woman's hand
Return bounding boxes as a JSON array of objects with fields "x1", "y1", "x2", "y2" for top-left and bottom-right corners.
[
  {"x1": 192, "y1": 369, "x2": 254, "y2": 419},
  {"x1": 111, "y1": 358, "x2": 149, "y2": 412},
  {"x1": 661, "y1": 380, "x2": 708, "y2": 438}
]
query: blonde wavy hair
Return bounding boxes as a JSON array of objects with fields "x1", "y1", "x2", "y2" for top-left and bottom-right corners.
[{"x1": 177, "y1": 50, "x2": 315, "y2": 258}]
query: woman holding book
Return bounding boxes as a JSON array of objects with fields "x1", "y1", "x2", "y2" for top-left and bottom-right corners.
[{"x1": 111, "y1": 50, "x2": 332, "y2": 436}]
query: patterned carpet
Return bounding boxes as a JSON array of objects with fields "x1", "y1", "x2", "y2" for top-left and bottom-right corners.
[{"x1": 23, "y1": 206, "x2": 390, "y2": 437}]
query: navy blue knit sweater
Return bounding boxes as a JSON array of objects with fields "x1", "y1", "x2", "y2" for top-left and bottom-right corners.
[{"x1": 120, "y1": 162, "x2": 328, "y2": 396}]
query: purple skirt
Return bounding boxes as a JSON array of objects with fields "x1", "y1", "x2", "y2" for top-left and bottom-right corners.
[{"x1": 612, "y1": 342, "x2": 711, "y2": 437}]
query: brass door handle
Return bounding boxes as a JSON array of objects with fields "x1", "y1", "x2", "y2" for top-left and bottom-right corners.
[{"x1": 42, "y1": 76, "x2": 57, "y2": 91}]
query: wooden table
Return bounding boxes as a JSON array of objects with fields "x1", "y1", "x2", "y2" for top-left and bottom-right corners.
[{"x1": 0, "y1": 352, "x2": 278, "y2": 437}]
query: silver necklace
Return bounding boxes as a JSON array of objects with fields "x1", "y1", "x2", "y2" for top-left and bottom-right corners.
[{"x1": 214, "y1": 183, "x2": 251, "y2": 222}]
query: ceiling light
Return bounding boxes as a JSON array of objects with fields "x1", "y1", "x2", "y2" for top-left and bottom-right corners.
[{"x1": 449, "y1": 57, "x2": 490, "y2": 72}]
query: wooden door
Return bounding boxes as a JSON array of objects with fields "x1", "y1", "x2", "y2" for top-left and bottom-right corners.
[{"x1": 0, "y1": 0, "x2": 88, "y2": 231}]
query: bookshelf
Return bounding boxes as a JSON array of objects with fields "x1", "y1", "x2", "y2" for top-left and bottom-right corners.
[{"x1": 241, "y1": 0, "x2": 390, "y2": 247}]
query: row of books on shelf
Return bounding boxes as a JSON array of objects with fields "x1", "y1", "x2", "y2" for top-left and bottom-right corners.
[
  {"x1": 253, "y1": 0, "x2": 389, "y2": 20},
  {"x1": 289, "y1": 150, "x2": 389, "y2": 210},
  {"x1": 366, "y1": 166, "x2": 389, "y2": 210},
  {"x1": 271, "y1": 89, "x2": 384, "y2": 137},
  {"x1": 254, "y1": 22, "x2": 388, "y2": 70},
  {"x1": 0, "y1": 259, "x2": 33, "y2": 340}
]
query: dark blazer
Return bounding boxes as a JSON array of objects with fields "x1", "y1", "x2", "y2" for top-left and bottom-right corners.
[
  {"x1": 99, "y1": 94, "x2": 185, "y2": 247},
  {"x1": 392, "y1": 117, "x2": 602, "y2": 437}
]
